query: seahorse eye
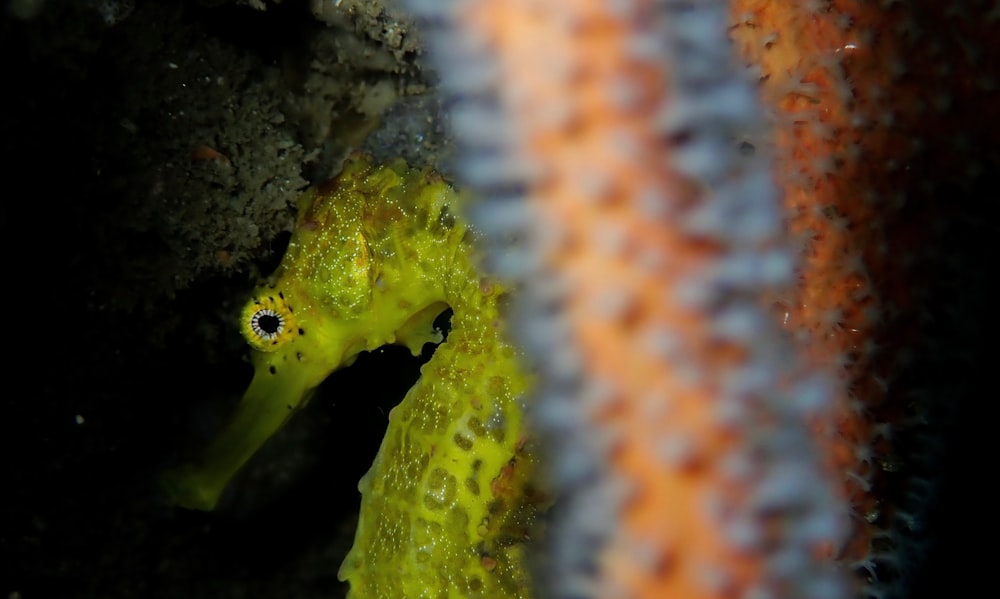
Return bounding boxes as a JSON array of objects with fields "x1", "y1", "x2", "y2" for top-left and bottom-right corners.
[
  {"x1": 250, "y1": 309, "x2": 284, "y2": 340},
  {"x1": 240, "y1": 293, "x2": 298, "y2": 351}
]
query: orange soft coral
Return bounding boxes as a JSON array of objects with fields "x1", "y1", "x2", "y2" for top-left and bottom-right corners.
[
  {"x1": 417, "y1": 1, "x2": 844, "y2": 597},
  {"x1": 731, "y1": 1, "x2": 999, "y2": 593},
  {"x1": 408, "y1": 0, "x2": 997, "y2": 597}
]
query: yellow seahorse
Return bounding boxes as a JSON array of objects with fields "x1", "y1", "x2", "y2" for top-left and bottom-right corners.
[{"x1": 162, "y1": 153, "x2": 542, "y2": 598}]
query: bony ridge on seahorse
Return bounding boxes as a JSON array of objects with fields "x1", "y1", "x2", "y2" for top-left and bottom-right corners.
[{"x1": 161, "y1": 152, "x2": 543, "y2": 598}]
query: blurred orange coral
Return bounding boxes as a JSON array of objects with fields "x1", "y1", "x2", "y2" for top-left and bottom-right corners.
[{"x1": 409, "y1": 0, "x2": 997, "y2": 597}]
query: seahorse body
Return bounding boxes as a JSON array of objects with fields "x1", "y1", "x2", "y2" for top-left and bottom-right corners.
[{"x1": 162, "y1": 154, "x2": 539, "y2": 598}]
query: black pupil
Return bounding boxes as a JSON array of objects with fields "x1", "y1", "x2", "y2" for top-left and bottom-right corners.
[{"x1": 258, "y1": 313, "x2": 281, "y2": 334}]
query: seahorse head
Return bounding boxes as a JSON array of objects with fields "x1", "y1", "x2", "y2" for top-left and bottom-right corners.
[
  {"x1": 235, "y1": 154, "x2": 462, "y2": 394},
  {"x1": 163, "y1": 154, "x2": 461, "y2": 511}
]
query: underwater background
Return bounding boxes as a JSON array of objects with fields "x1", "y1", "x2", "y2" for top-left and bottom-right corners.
[{"x1": 2, "y1": 1, "x2": 995, "y2": 597}]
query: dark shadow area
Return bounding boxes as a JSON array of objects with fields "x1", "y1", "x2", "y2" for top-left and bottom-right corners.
[{"x1": 1, "y1": 1, "x2": 435, "y2": 597}]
